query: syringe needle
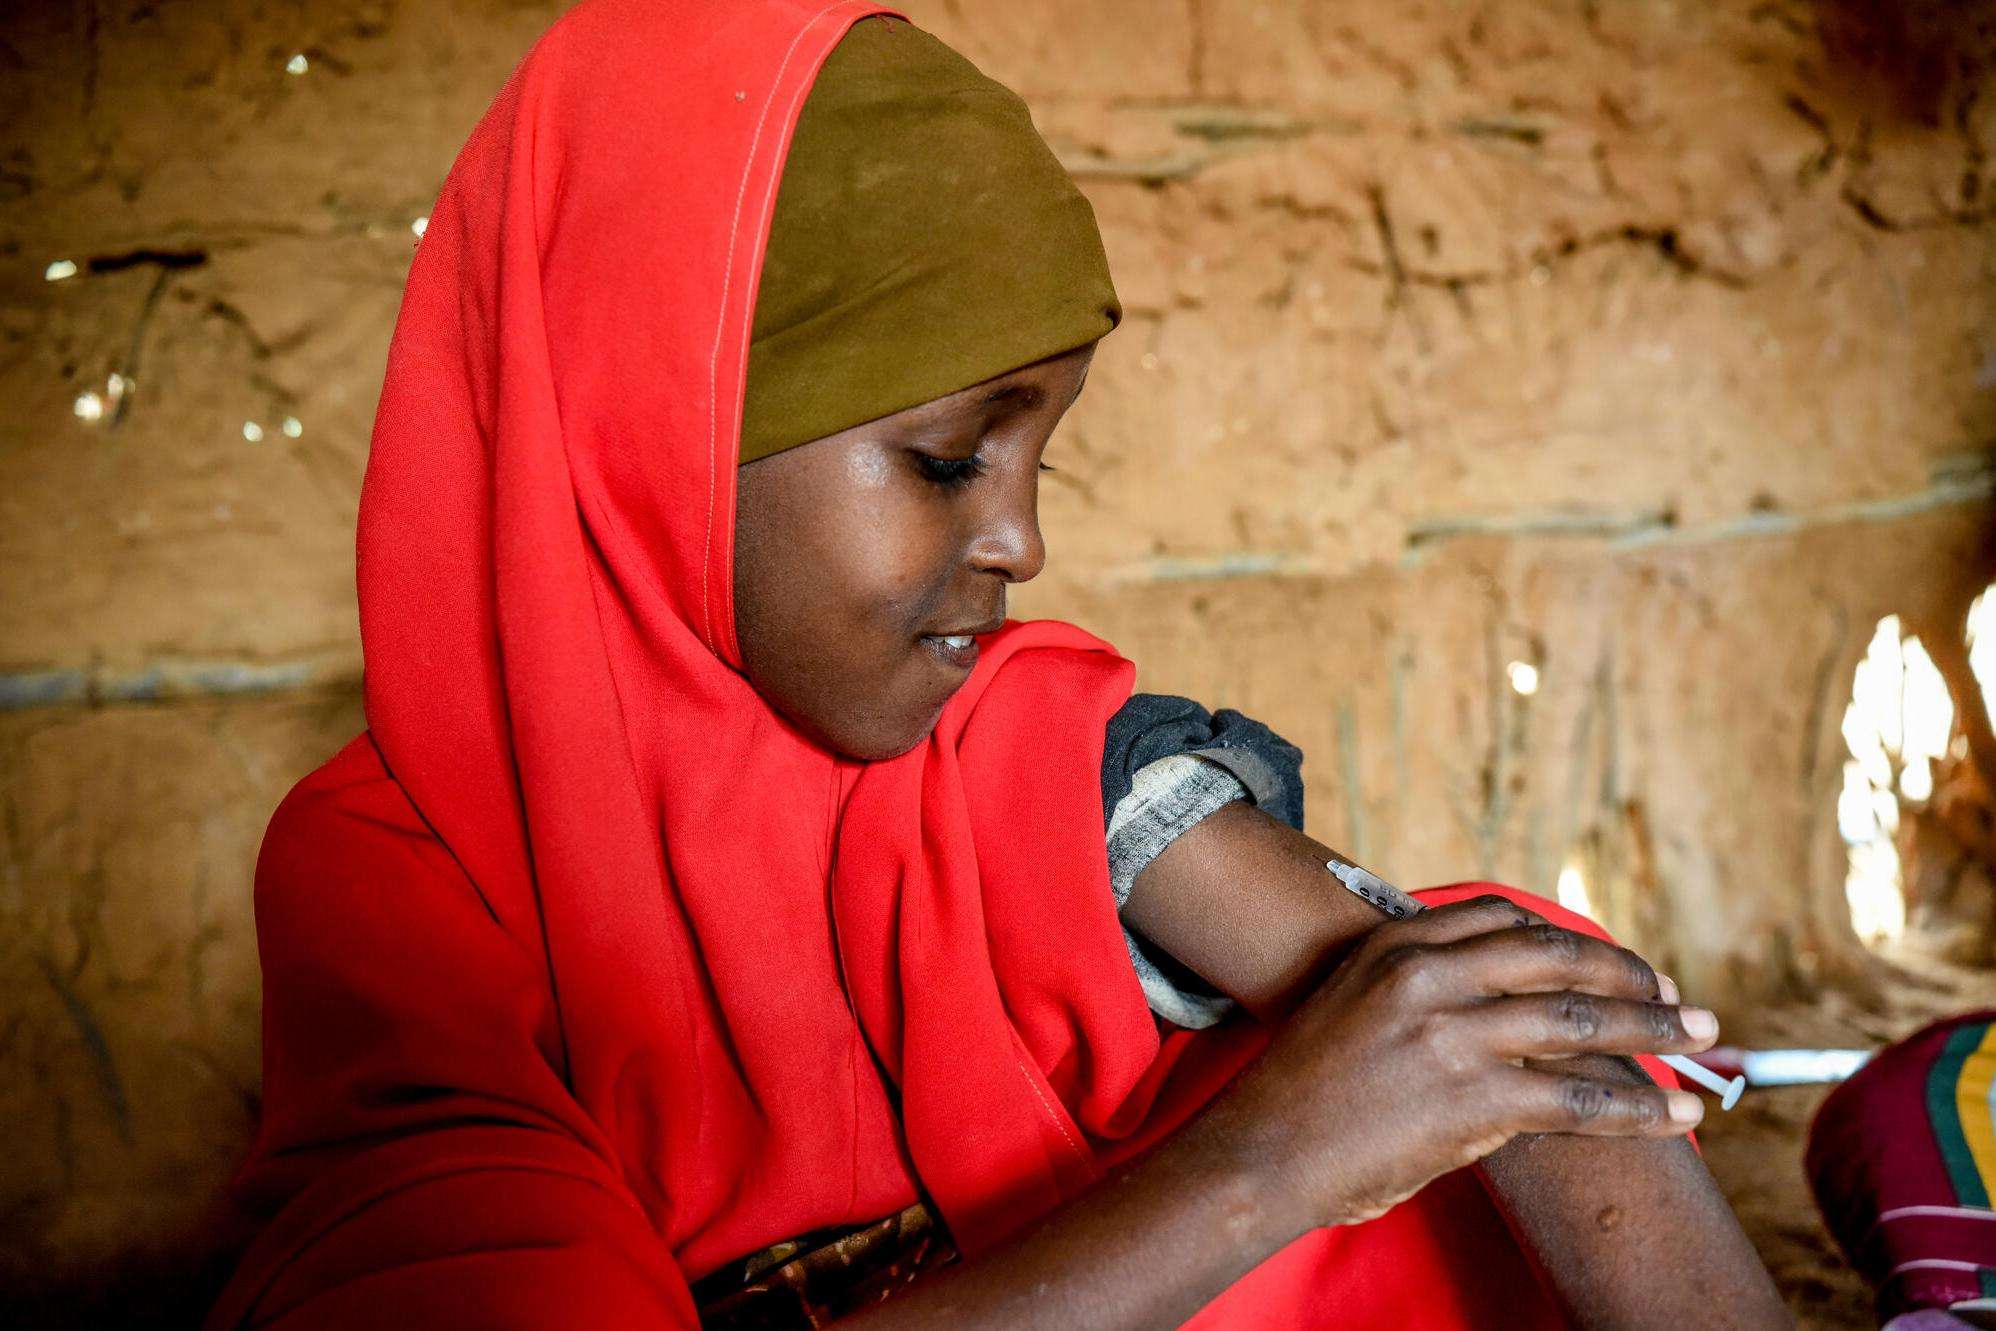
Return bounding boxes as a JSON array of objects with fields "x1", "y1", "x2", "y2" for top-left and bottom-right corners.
[{"x1": 1659, "y1": 1053, "x2": 1745, "y2": 1110}]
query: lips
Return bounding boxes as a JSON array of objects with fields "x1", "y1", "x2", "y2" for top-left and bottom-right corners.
[{"x1": 919, "y1": 614, "x2": 1003, "y2": 673}]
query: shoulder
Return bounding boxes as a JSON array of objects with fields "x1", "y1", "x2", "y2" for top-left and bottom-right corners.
[
  {"x1": 255, "y1": 732, "x2": 485, "y2": 944},
  {"x1": 1103, "y1": 692, "x2": 1306, "y2": 833},
  {"x1": 941, "y1": 618, "x2": 1135, "y2": 748},
  {"x1": 260, "y1": 733, "x2": 438, "y2": 876}
]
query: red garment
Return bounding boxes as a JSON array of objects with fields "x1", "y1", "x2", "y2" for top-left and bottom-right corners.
[{"x1": 206, "y1": 2, "x2": 1676, "y2": 1325}]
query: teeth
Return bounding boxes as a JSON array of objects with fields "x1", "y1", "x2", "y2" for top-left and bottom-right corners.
[{"x1": 929, "y1": 635, "x2": 974, "y2": 649}]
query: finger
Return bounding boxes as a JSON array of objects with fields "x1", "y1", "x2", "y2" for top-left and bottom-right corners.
[
  {"x1": 1467, "y1": 991, "x2": 1719, "y2": 1060},
  {"x1": 1500, "y1": 1066, "x2": 1704, "y2": 1138},
  {"x1": 1437, "y1": 921, "x2": 1668, "y2": 1002},
  {"x1": 1374, "y1": 893, "x2": 1545, "y2": 948}
]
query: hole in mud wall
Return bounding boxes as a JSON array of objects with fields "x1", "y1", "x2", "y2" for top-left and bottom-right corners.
[{"x1": 1839, "y1": 594, "x2": 1996, "y2": 963}]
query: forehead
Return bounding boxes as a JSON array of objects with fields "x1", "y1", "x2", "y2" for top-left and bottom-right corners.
[{"x1": 894, "y1": 345, "x2": 1096, "y2": 427}]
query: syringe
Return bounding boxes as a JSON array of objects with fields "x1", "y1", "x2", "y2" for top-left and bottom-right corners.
[{"x1": 1325, "y1": 860, "x2": 1745, "y2": 1111}]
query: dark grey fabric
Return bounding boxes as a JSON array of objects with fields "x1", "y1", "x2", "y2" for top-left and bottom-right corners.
[{"x1": 1101, "y1": 693, "x2": 1305, "y2": 835}]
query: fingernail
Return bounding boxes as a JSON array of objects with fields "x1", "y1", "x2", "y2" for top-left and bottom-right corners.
[
  {"x1": 1667, "y1": 1091, "x2": 1704, "y2": 1124},
  {"x1": 1656, "y1": 972, "x2": 1680, "y2": 1004},
  {"x1": 1680, "y1": 1007, "x2": 1718, "y2": 1040}
]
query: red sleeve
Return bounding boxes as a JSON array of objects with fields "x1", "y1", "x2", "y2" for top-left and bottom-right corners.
[{"x1": 205, "y1": 736, "x2": 698, "y2": 1330}]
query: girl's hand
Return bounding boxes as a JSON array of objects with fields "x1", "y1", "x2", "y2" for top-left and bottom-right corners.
[{"x1": 1194, "y1": 894, "x2": 1715, "y2": 1232}]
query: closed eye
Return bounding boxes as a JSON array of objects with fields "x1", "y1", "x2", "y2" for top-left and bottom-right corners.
[
  {"x1": 918, "y1": 454, "x2": 987, "y2": 488},
  {"x1": 914, "y1": 454, "x2": 1053, "y2": 486}
]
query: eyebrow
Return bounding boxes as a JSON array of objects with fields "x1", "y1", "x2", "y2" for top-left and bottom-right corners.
[{"x1": 980, "y1": 383, "x2": 1046, "y2": 410}]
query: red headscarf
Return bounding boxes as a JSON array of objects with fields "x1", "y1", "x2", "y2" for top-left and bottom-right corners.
[{"x1": 206, "y1": 2, "x2": 1269, "y2": 1324}]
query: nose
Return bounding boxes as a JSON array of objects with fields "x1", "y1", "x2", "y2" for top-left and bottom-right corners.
[{"x1": 965, "y1": 480, "x2": 1046, "y2": 584}]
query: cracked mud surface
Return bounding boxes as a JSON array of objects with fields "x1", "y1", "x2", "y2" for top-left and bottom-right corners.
[{"x1": 3, "y1": 0, "x2": 1993, "y2": 1319}]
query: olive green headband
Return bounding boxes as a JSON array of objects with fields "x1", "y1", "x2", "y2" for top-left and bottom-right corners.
[{"x1": 739, "y1": 16, "x2": 1122, "y2": 464}]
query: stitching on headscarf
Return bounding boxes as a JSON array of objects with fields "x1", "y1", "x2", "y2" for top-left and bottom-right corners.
[{"x1": 706, "y1": 1, "x2": 873, "y2": 656}]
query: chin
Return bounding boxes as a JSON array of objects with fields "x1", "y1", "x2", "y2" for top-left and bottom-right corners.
[
  {"x1": 826, "y1": 703, "x2": 945, "y2": 763},
  {"x1": 845, "y1": 723, "x2": 934, "y2": 763}
]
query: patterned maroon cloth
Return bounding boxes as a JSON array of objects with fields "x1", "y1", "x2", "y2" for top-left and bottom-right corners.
[{"x1": 1807, "y1": 1011, "x2": 1996, "y2": 1323}]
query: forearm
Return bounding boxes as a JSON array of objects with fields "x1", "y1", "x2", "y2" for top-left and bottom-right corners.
[
  {"x1": 1124, "y1": 801, "x2": 1788, "y2": 1328},
  {"x1": 1479, "y1": 1053, "x2": 1791, "y2": 1329},
  {"x1": 840, "y1": 1107, "x2": 1301, "y2": 1329}
]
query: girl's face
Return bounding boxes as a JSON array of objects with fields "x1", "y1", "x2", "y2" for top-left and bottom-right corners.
[{"x1": 733, "y1": 342, "x2": 1095, "y2": 761}]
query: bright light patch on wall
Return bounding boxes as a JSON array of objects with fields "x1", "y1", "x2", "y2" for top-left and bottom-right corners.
[
  {"x1": 242, "y1": 420, "x2": 265, "y2": 443},
  {"x1": 411, "y1": 216, "x2": 428, "y2": 239},
  {"x1": 285, "y1": 53, "x2": 309, "y2": 75},
  {"x1": 72, "y1": 391, "x2": 104, "y2": 422},
  {"x1": 281, "y1": 415, "x2": 303, "y2": 439},
  {"x1": 1839, "y1": 615, "x2": 1952, "y2": 945},
  {"x1": 1506, "y1": 660, "x2": 1540, "y2": 696},
  {"x1": 44, "y1": 259, "x2": 78, "y2": 282},
  {"x1": 1901, "y1": 635, "x2": 1951, "y2": 801},
  {"x1": 1967, "y1": 587, "x2": 1996, "y2": 720},
  {"x1": 1555, "y1": 862, "x2": 1595, "y2": 918}
]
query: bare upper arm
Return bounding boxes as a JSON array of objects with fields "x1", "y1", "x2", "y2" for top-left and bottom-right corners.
[{"x1": 1118, "y1": 800, "x2": 1388, "y2": 1022}]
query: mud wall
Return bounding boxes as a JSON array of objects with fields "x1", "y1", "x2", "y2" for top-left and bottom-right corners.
[{"x1": 2, "y1": 0, "x2": 1991, "y2": 1317}]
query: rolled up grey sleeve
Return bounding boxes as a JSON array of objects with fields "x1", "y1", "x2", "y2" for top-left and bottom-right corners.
[{"x1": 1102, "y1": 694, "x2": 1307, "y2": 1028}]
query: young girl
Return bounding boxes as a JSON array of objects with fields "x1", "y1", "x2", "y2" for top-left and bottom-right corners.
[{"x1": 207, "y1": 3, "x2": 1789, "y2": 1326}]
